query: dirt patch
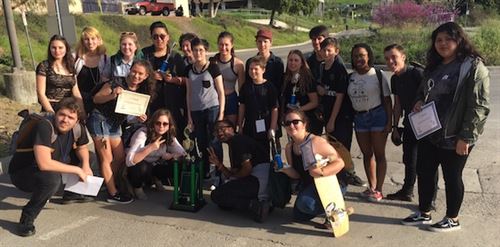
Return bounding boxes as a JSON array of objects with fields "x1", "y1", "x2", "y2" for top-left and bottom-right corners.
[
  {"x1": 0, "y1": 96, "x2": 39, "y2": 157},
  {"x1": 168, "y1": 17, "x2": 199, "y2": 34}
]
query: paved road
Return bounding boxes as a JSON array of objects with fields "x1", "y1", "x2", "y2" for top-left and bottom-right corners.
[{"x1": 0, "y1": 56, "x2": 498, "y2": 245}]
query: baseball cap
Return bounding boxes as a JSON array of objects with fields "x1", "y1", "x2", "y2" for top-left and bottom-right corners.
[{"x1": 255, "y1": 28, "x2": 272, "y2": 40}]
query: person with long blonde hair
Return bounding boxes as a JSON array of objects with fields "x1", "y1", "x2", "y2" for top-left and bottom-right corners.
[{"x1": 74, "y1": 26, "x2": 110, "y2": 114}]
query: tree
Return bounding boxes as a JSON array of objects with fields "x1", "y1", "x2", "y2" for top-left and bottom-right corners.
[
  {"x1": 254, "y1": 0, "x2": 286, "y2": 26},
  {"x1": 254, "y1": 0, "x2": 320, "y2": 26},
  {"x1": 286, "y1": 0, "x2": 318, "y2": 16}
]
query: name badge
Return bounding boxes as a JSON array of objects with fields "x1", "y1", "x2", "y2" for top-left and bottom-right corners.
[{"x1": 255, "y1": 119, "x2": 266, "y2": 133}]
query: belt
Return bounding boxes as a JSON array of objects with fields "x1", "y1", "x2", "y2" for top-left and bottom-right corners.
[{"x1": 355, "y1": 104, "x2": 382, "y2": 114}]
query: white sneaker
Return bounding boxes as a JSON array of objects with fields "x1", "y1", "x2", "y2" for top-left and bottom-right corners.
[{"x1": 133, "y1": 187, "x2": 148, "y2": 200}]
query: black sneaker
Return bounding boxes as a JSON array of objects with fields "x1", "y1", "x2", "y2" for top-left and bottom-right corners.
[
  {"x1": 107, "y1": 192, "x2": 134, "y2": 204},
  {"x1": 62, "y1": 191, "x2": 94, "y2": 204},
  {"x1": 249, "y1": 199, "x2": 270, "y2": 223},
  {"x1": 428, "y1": 217, "x2": 461, "y2": 232},
  {"x1": 386, "y1": 190, "x2": 413, "y2": 202},
  {"x1": 315, "y1": 218, "x2": 332, "y2": 230},
  {"x1": 17, "y1": 222, "x2": 35, "y2": 237},
  {"x1": 401, "y1": 212, "x2": 432, "y2": 226},
  {"x1": 347, "y1": 175, "x2": 367, "y2": 187},
  {"x1": 18, "y1": 214, "x2": 35, "y2": 237}
]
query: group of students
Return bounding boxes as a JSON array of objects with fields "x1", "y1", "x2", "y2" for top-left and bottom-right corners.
[{"x1": 8, "y1": 20, "x2": 489, "y2": 237}]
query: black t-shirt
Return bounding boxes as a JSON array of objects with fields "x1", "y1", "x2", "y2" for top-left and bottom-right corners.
[
  {"x1": 239, "y1": 81, "x2": 279, "y2": 139},
  {"x1": 245, "y1": 52, "x2": 284, "y2": 95},
  {"x1": 142, "y1": 45, "x2": 187, "y2": 115},
  {"x1": 281, "y1": 77, "x2": 317, "y2": 117},
  {"x1": 9, "y1": 120, "x2": 89, "y2": 174},
  {"x1": 391, "y1": 66, "x2": 424, "y2": 126},
  {"x1": 320, "y1": 59, "x2": 353, "y2": 120},
  {"x1": 228, "y1": 134, "x2": 270, "y2": 168}
]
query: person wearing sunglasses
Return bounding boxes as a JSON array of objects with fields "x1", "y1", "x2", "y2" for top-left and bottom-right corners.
[
  {"x1": 279, "y1": 109, "x2": 345, "y2": 227},
  {"x1": 209, "y1": 120, "x2": 271, "y2": 223},
  {"x1": 125, "y1": 109, "x2": 186, "y2": 200},
  {"x1": 142, "y1": 22, "x2": 187, "y2": 141}
]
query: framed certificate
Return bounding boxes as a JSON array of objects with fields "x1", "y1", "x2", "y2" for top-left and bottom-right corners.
[
  {"x1": 115, "y1": 90, "x2": 150, "y2": 116},
  {"x1": 299, "y1": 137, "x2": 316, "y2": 171},
  {"x1": 408, "y1": 101, "x2": 442, "y2": 140}
]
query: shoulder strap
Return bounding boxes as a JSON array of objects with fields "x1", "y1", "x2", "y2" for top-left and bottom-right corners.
[{"x1": 375, "y1": 68, "x2": 384, "y2": 103}]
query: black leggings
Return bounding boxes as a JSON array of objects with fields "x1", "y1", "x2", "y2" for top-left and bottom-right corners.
[
  {"x1": 127, "y1": 161, "x2": 173, "y2": 188},
  {"x1": 417, "y1": 140, "x2": 471, "y2": 218}
]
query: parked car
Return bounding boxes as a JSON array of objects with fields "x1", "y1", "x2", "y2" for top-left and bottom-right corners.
[{"x1": 124, "y1": 0, "x2": 175, "y2": 16}]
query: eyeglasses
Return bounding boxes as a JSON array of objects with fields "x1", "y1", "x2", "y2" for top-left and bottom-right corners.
[
  {"x1": 152, "y1": 34, "x2": 168, "y2": 40},
  {"x1": 283, "y1": 119, "x2": 303, "y2": 127},
  {"x1": 155, "y1": 121, "x2": 169, "y2": 127}
]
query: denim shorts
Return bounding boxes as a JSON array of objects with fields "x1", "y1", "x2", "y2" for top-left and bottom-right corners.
[
  {"x1": 87, "y1": 110, "x2": 122, "y2": 138},
  {"x1": 224, "y1": 91, "x2": 238, "y2": 115},
  {"x1": 353, "y1": 104, "x2": 387, "y2": 132}
]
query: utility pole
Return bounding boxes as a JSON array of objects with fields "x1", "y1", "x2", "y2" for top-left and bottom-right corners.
[
  {"x1": 2, "y1": 0, "x2": 37, "y2": 105},
  {"x1": 2, "y1": 0, "x2": 23, "y2": 71}
]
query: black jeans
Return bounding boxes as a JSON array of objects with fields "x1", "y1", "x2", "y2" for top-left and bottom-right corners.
[
  {"x1": 10, "y1": 166, "x2": 61, "y2": 223},
  {"x1": 211, "y1": 175, "x2": 259, "y2": 210},
  {"x1": 401, "y1": 126, "x2": 418, "y2": 194},
  {"x1": 417, "y1": 140, "x2": 471, "y2": 218},
  {"x1": 127, "y1": 161, "x2": 173, "y2": 188}
]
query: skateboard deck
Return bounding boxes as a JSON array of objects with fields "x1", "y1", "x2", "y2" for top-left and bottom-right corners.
[{"x1": 314, "y1": 175, "x2": 349, "y2": 237}]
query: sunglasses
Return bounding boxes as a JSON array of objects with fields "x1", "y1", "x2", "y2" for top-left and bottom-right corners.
[
  {"x1": 155, "y1": 121, "x2": 169, "y2": 127},
  {"x1": 152, "y1": 34, "x2": 168, "y2": 40},
  {"x1": 215, "y1": 125, "x2": 232, "y2": 132},
  {"x1": 121, "y1": 31, "x2": 136, "y2": 37},
  {"x1": 283, "y1": 119, "x2": 303, "y2": 127}
]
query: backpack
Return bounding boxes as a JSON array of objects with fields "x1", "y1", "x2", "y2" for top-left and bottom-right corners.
[
  {"x1": 268, "y1": 167, "x2": 292, "y2": 209},
  {"x1": 322, "y1": 133, "x2": 354, "y2": 172},
  {"x1": 10, "y1": 110, "x2": 82, "y2": 155}
]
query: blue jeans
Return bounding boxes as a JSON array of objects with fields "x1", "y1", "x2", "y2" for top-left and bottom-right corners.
[
  {"x1": 293, "y1": 183, "x2": 324, "y2": 221},
  {"x1": 191, "y1": 106, "x2": 222, "y2": 174},
  {"x1": 293, "y1": 182, "x2": 348, "y2": 221}
]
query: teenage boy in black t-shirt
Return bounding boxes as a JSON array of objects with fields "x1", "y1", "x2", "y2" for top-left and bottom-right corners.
[
  {"x1": 384, "y1": 44, "x2": 430, "y2": 201},
  {"x1": 9, "y1": 98, "x2": 91, "y2": 237},
  {"x1": 209, "y1": 120, "x2": 271, "y2": 222},
  {"x1": 238, "y1": 56, "x2": 279, "y2": 160}
]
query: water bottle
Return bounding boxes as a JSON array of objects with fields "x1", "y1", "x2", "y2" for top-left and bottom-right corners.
[
  {"x1": 159, "y1": 60, "x2": 169, "y2": 73},
  {"x1": 274, "y1": 153, "x2": 283, "y2": 170},
  {"x1": 289, "y1": 94, "x2": 296, "y2": 105}
]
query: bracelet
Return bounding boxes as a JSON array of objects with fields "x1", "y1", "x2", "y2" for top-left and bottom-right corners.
[{"x1": 320, "y1": 167, "x2": 324, "y2": 176}]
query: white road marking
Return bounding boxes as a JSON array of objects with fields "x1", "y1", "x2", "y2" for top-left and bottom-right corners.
[{"x1": 38, "y1": 216, "x2": 99, "y2": 241}]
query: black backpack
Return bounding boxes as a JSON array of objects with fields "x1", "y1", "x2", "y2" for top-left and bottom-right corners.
[{"x1": 267, "y1": 167, "x2": 292, "y2": 209}]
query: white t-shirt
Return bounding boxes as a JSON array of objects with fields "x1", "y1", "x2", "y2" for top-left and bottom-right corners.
[
  {"x1": 347, "y1": 68, "x2": 391, "y2": 112},
  {"x1": 125, "y1": 127, "x2": 186, "y2": 167}
]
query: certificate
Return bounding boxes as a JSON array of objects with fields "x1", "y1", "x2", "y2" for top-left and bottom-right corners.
[
  {"x1": 115, "y1": 90, "x2": 150, "y2": 116},
  {"x1": 408, "y1": 101, "x2": 442, "y2": 140},
  {"x1": 63, "y1": 174, "x2": 104, "y2": 197}
]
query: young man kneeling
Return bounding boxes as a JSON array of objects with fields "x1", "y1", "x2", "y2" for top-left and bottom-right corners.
[{"x1": 9, "y1": 97, "x2": 92, "y2": 237}]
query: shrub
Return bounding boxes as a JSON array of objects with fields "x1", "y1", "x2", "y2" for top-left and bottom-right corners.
[
  {"x1": 472, "y1": 20, "x2": 500, "y2": 65},
  {"x1": 373, "y1": 1, "x2": 456, "y2": 27}
]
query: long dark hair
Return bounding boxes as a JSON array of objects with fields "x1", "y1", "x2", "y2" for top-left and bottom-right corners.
[
  {"x1": 283, "y1": 49, "x2": 314, "y2": 96},
  {"x1": 128, "y1": 60, "x2": 157, "y2": 102},
  {"x1": 426, "y1": 22, "x2": 483, "y2": 73},
  {"x1": 146, "y1": 109, "x2": 177, "y2": 145},
  {"x1": 47, "y1": 34, "x2": 75, "y2": 74}
]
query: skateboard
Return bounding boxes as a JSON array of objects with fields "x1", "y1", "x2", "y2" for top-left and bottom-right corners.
[{"x1": 314, "y1": 156, "x2": 350, "y2": 237}]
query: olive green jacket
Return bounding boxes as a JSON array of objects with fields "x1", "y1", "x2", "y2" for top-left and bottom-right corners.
[{"x1": 418, "y1": 56, "x2": 490, "y2": 145}]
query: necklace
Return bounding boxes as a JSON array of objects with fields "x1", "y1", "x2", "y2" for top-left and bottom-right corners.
[{"x1": 88, "y1": 66, "x2": 98, "y2": 86}]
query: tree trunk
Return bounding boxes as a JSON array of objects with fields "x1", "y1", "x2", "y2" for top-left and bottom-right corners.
[
  {"x1": 269, "y1": 9, "x2": 276, "y2": 26},
  {"x1": 209, "y1": 0, "x2": 214, "y2": 18},
  {"x1": 213, "y1": 0, "x2": 222, "y2": 17}
]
